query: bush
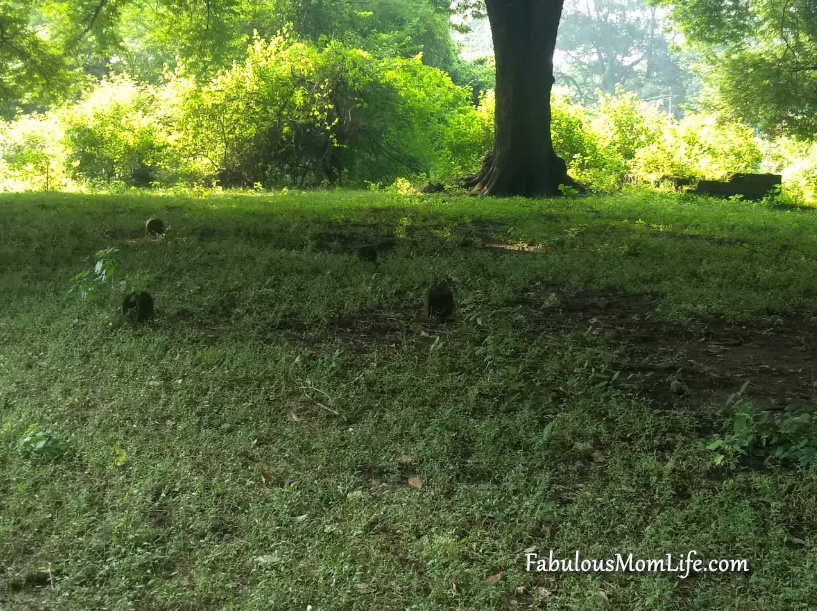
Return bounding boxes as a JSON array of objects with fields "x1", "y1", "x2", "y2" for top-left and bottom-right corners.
[
  {"x1": 708, "y1": 401, "x2": 817, "y2": 468},
  {"x1": 550, "y1": 91, "x2": 620, "y2": 190},
  {"x1": 592, "y1": 89, "x2": 663, "y2": 164},
  {"x1": 0, "y1": 112, "x2": 74, "y2": 191},
  {"x1": 760, "y1": 137, "x2": 817, "y2": 204},
  {"x1": 631, "y1": 114, "x2": 762, "y2": 183},
  {"x1": 2, "y1": 44, "x2": 816, "y2": 202},
  {"x1": 59, "y1": 76, "x2": 183, "y2": 187},
  {"x1": 164, "y1": 32, "x2": 485, "y2": 188}
]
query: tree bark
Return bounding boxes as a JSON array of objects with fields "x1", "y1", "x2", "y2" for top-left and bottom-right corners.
[{"x1": 465, "y1": 0, "x2": 577, "y2": 197}]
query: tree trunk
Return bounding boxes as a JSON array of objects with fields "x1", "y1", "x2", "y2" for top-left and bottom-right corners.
[{"x1": 465, "y1": 0, "x2": 576, "y2": 197}]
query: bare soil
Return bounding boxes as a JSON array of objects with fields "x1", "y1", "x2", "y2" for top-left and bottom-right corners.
[{"x1": 515, "y1": 286, "x2": 817, "y2": 410}]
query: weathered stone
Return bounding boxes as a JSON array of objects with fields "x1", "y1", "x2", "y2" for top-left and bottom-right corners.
[
  {"x1": 414, "y1": 182, "x2": 445, "y2": 194},
  {"x1": 694, "y1": 173, "x2": 782, "y2": 200}
]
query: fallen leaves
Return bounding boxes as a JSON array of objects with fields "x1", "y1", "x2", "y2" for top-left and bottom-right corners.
[{"x1": 480, "y1": 571, "x2": 506, "y2": 587}]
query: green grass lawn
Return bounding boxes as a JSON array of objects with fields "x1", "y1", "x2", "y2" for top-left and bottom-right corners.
[{"x1": 2, "y1": 189, "x2": 817, "y2": 610}]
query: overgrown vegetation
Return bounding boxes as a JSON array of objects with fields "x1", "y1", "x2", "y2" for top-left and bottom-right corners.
[
  {"x1": 3, "y1": 42, "x2": 815, "y2": 201},
  {"x1": 2, "y1": 190, "x2": 817, "y2": 609}
]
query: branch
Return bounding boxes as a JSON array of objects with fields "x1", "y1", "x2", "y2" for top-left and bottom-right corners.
[{"x1": 70, "y1": 0, "x2": 110, "y2": 45}]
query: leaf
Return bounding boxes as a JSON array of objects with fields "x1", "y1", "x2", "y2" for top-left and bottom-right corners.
[
  {"x1": 407, "y1": 476, "x2": 423, "y2": 489},
  {"x1": 254, "y1": 554, "x2": 277, "y2": 566},
  {"x1": 480, "y1": 571, "x2": 506, "y2": 587},
  {"x1": 542, "y1": 421, "x2": 554, "y2": 442}
]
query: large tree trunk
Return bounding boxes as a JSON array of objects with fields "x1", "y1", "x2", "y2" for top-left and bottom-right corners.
[{"x1": 465, "y1": 0, "x2": 576, "y2": 197}]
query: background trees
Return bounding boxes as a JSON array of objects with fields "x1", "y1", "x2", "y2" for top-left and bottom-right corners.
[
  {"x1": 649, "y1": 0, "x2": 817, "y2": 139},
  {"x1": 0, "y1": 0, "x2": 463, "y2": 114},
  {"x1": 557, "y1": 0, "x2": 694, "y2": 113},
  {"x1": 3, "y1": 0, "x2": 817, "y2": 199}
]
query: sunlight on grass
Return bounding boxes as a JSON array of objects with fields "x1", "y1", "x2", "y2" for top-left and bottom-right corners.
[{"x1": 2, "y1": 190, "x2": 817, "y2": 609}]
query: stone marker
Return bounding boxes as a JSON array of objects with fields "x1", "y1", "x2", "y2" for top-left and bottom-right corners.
[{"x1": 694, "y1": 173, "x2": 782, "y2": 200}]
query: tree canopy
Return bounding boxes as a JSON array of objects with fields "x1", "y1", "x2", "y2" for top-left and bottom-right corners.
[
  {"x1": 556, "y1": 0, "x2": 694, "y2": 113},
  {"x1": 652, "y1": 0, "x2": 817, "y2": 139},
  {"x1": 0, "y1": 0, "x2": 466, "y2": 115}
]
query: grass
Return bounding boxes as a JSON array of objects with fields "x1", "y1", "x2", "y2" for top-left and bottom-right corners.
[{"x1": 2, "y1": 188, "x2": 817, "y2": 610}]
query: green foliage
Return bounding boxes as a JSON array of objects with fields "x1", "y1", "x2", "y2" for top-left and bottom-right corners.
[
  {"x1": 515, "y1": 89, "x2": 760, "y2": 192},
  {"x1": 592, "y1": 90, "x2": 663, "y2": 163},
  {"x1": 60, "y1": 76, "x2": 182, "y2": 187},
  {"x1": 550, "y1": 91, "x2": 603, "y2": 172},
  {"x1": 165, "y1": 33, "x2": 340, "y2": 187},
  {"x1": 166, "y1": 32, "x2": 484, "y2": 187},
  {"x1": 19, "y1": 426, "x2": 73, "y2": 460},
  {"x1": 632, "y1": 113, "x2": 762, "y2": 182},
  {"x1": 1, "y1": 48, "x2": 815, "y2": 201},
  {"x1": 70, "y1": 247, "x2": 120, "y2": 302},
  {"x1": 709, "y1": 402, "x2": 817, "y2": 469},
  {"x1": 651, "y1": 0, "x2": 817, "y2": 139},
  {"x1": 0, "y1": 1, "x2": 76, "y2": 116},
  {"x1": 760, "y1": 137, "x2": 817, "y2": 204},
  {"x1": 0, "y1": 0, "x2": 462, "y2": 111},
  {"x1": 0, "y1": 113, "x2": 74, "y2": 191}
]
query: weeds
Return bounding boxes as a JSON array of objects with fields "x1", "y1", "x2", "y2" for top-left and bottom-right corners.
[{"x1": 2, "y1": 189, "x2": 817, "y2": 609}]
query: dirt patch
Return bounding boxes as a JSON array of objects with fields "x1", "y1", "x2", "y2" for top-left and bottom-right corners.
[
  {"x1": 311, "y1": 219, "x2": 509, "y2": 253},
  {"x1": 330, "y1": 311, "x2": 411, "y2": 349},
  {"x1": 270, "y1": 307, "x2": 448, "y2": 353},
  {"x1": 514, "y1": 286, "x2": 817, "y2": 410},
  {"x1": 104, "y1": 227, "x2": 144, "y2": 240},
  {"x1": 658, "y1": 232, "x2": 746, "y2": 247}
]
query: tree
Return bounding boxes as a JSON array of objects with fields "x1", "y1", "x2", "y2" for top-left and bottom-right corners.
[
  {"x1": 465, "y1": 0, "x2": 577, "y2": 197},
  {"x1": 650, "y1": 0, "x2": 817, "y2": 139},
  {"x1": 0, "y1": 1, "x2": 74, "y2": 115},
  {"x1": 557, "y1": 0, "x2": 693, "y2": 113},
  {"x1": 0, "y1": 0, "x2": 462, "y2": 105}
]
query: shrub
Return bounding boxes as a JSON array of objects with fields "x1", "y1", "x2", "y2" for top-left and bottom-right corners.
[
  {"x1": 708, "y1": 402, "x2": 817, "y2": 468},
  {"x1": 165, "y1": 32, "x2": 485, "y2": 188},
  {"x1": 632, "y1": 114, "x2": 762, "y2": 183},
  {"x1": 760, "y1": 137, "x2": 817, "y2": 204},
  {"x1": 59, "y1": 76, "x2": 181, "y2": 187},
  {"x1": 0, "y1": 112, "x2": 74, "y2": 191},
  {"x1": 592, "y1": 89, "x2": 663, "y2": 164}
]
